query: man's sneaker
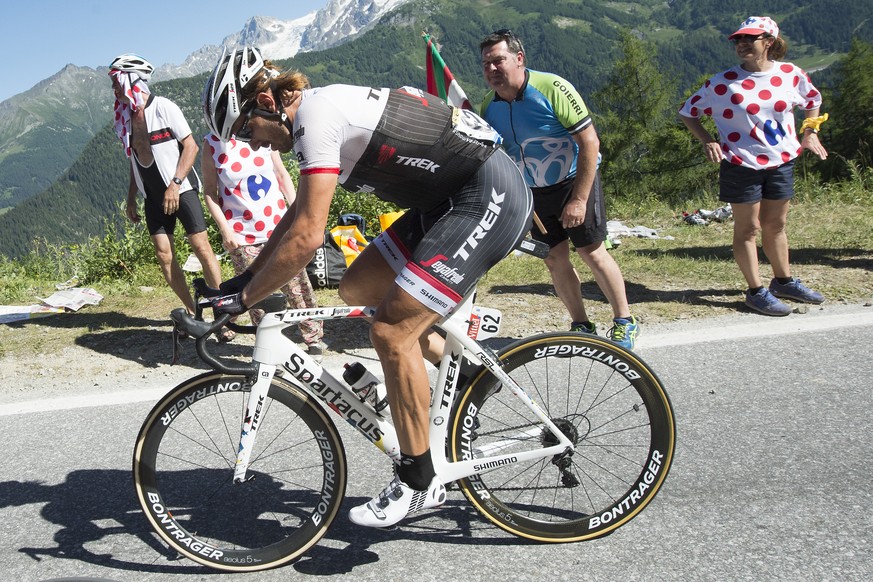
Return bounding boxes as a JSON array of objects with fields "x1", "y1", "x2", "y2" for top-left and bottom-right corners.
[
  {"x1": 744, "y1": 288, "x2": 791, "y2": 316},
  {"x1": 349, "y1": 475, "x2": 446, "y2": 528},
  {"x1": 607, "y1": 316, "x2": 639, "y2": 350},
  {"x1": 570, "y1": 321, "x2": 597, "y2": 334},
  {"x1": 769, "y1": 278, "x2": 824, "y2": 304}
]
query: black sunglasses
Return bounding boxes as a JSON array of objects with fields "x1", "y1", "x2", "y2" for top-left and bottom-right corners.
[
  {"x1": 492, "y1": 29, "x2": 525, "y2": 54},
  {"x1": 731, "y1": 34, "x2": 768, "y2": 45},
  {"x1": 234, "y1": 105, "x2": 276, "y2": 143}
]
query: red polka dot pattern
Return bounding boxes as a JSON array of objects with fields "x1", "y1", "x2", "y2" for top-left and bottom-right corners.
[
  {"x1": 679, "y1": 62, "x2": 823, "y2": 170},
  {"x1": 206, "y1": 133, "x2": 288, "y2": 245}
]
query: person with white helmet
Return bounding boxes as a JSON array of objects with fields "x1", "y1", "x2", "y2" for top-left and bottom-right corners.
[
  {"x1": 109, "y1": 53, "x2": 228, "y2": 334},
  {"x1": 202, "y1": 46, "x2": 534, "y2": 528}
]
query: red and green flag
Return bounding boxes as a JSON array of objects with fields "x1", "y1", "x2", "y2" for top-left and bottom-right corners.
[{"x1": 423, "y1": 32, "x2": 472, "y2": 110}]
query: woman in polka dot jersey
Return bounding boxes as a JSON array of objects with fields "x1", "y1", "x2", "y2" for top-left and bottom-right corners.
[
  {"x1": 201, "y1": 133, "x2": 326, "y2": 355},
  {"x1": 679, "y1": 16, "x2": 828, "y2": 317}
]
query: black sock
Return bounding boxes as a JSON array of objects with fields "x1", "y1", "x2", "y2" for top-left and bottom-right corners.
[
  {"x1": 775, "y1": 277, "x2": 793, "y2": 285},
  {"x1": 397, "y1": 450, "x2": 435, "y2": 490},
  {"x1": 749, "y1": 286, "x2": 764, "y2": 294}
]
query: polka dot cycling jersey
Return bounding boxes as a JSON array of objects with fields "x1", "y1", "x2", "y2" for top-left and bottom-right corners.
[
  {"x1": 204, "y1": 134, "x2": 287, "y2": 245},
  {"x1": 679, "y1": 62, "x2": 822, "y2": 170}
]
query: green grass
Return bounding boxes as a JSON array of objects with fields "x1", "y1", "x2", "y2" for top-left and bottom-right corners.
[{"x1": 1, "y1": 179, "x2": 872, "y2": 358}]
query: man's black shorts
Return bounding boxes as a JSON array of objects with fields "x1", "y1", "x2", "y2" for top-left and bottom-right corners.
[
  {"x1": 530, "y1": 172, "x2": 606, "y2": 249},
  {"x1": 144, "y1": 189, "x2": 209, "y2": 236}
]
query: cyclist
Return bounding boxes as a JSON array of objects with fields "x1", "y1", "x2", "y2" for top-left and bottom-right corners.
[
  {"x1": 479, "y1": 30, "x2": 639, "y2": 349},
  {"x1": 202, "y1": 47, "x2": 534, "y2": 527}
]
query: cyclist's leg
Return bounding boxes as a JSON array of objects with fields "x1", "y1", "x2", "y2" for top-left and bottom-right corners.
[
  {"x1": 347, "y1": 284, "x2": 448, "y2": 527},
  {"x1": 349, "y1": 152, "x2": 534, "y2": 528}
]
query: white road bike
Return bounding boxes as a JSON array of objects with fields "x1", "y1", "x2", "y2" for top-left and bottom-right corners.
[{"x1": 133, "y1": 248, "x2": 675, "y2": 572}]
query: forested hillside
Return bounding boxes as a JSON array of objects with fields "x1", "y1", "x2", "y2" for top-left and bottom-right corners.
[
  {"x1": 1, "y1": 0, "x2": 870, "y2": 258},
  {"x1": 0, "y1": 65, "x2": 110, "y2": 212}
]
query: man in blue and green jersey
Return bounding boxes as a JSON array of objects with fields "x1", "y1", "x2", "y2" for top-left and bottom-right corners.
[{"x1": 479, "y1": 30, "x2": 639, "y2": 349}]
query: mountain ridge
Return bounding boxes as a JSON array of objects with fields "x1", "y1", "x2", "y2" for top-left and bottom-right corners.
[
  {"x1": 1, "y1": 0, "x2": 870, "y2": 259},
  {"x1": 0, "y1": 0, "x2": 413, "y2": 213}
]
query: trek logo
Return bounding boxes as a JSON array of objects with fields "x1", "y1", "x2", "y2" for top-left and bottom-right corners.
[
  {"x1": 247, "y1": 395, "x2": 265, "y2": 431},
  {"x1": 452, "y1": 189, "x2": 505, "y2": 260},
  {"x1": 149, "y1": 128, "x2": 174, "y2": 145},
  {"x1": 396, "y1": 156, "x2": 440, "y2": 173},
  {"x1": 377, "y1": 145, "x2": 396, "y2": 165},
  {"x1": 421, "y1": 255, "x2": 465, "y2": 284}
]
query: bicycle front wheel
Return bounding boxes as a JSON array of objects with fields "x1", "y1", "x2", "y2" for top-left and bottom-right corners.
[
  {"x1": 450, "y1": 333, "x2": 674, "y2": 542},
  {"x1": 133, "y1": 373, "x2": 347, "y2": 572}
]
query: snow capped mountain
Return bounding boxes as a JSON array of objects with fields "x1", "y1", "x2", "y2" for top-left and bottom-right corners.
[
  {"x1": 0, "y1": 0, "x2": 413, "y2": 216},
  {"x1": 154, "y1": 0, "x2": 409, "y2": 82},
  {"x1": 302, "y1": 0, "x2": 410, "y2": 50}
]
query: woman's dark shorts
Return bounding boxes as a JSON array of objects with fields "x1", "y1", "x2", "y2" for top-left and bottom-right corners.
[{"x1": 719, "y1": 160, "x2": 795, "y2": 204}]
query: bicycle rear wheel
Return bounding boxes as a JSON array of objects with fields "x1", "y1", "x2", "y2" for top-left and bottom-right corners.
[
  {"x1": 133, "y1": 373, "x2": 346, "y2": 571},
  {"x1": 450, "y1": 333, "x2": 674, "y2": 542}
]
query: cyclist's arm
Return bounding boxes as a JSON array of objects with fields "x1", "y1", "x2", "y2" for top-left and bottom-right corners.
[
  {"x1": 242, "y1": 171, "x2": 337, "y2": 307},
  {"x1": 271, "y1": 150, "x2": 298, "y2": 206}
]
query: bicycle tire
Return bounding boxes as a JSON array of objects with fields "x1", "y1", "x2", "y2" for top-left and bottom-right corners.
[
  {"x1": 133, "y1": 372, "x2": 347, "y2": 572},
  {"x1": 450, "y1": 333, "x2": 674, "y2": 542}
]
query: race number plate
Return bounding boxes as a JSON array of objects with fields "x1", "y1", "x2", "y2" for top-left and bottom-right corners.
[{"x1": 467, "y1": 306, "x2": 502, "y2": 340}]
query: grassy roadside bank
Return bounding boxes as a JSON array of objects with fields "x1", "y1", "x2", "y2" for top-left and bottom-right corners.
[{"x1": 1, "y1": 198, "x2": 871, "y2": 361}]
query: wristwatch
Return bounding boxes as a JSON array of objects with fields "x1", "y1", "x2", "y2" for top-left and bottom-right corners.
[{"x1": 172, "y1": 176, "x2": 183, "y2": 185}]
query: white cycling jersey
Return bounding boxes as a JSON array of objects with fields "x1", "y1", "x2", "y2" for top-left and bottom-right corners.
[{"x1": 130, "y1": 95, "x2": 198, "y2": 197}]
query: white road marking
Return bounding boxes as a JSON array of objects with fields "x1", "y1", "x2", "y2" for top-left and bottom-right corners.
[
  {"x1": 3, "y1": 308, "x2": 871, "y2": 416},
  {"x1": 639, "y1": 309, "x2": 873, "y2": 349}
]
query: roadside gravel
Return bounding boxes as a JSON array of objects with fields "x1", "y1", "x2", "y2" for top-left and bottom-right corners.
[{"x1": 2, "y1": 296, "x2": 870, "y2": 406}]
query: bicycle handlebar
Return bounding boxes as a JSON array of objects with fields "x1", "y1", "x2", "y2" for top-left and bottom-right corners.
[{"x1": 171, "y1": 308, "x2": 259, "y2": 376}]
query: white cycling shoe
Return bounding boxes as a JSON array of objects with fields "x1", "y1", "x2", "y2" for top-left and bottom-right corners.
[{"x1": 349, "y1": 475, "x2": 446, "y2": 528}]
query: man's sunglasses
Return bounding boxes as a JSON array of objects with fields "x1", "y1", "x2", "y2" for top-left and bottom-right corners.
[
  {"x1": 234, "y1": 105, "x2": 276, "y2": 143},
  {"x1": 492, "y1": 29, "x2": 525, "y2": 54}
]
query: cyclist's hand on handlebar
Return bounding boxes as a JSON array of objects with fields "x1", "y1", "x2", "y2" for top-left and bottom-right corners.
[
  {"x1": 211, "y1": 292, "x2": 249, "y2": 315},
  {"x1": 192, "y1": 269, "x2": 252, "y2": 300},
  {"x1": 219, "y1": 269, "x2": 254, "y2": 295}
]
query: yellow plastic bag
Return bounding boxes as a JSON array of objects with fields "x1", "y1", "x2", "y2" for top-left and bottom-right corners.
[
  {"x1": 329, "y1": 225, "x2": 369, "y2": 267},
  {"x1": 379, "y1": 211, "x2": 405, "y2": 232}
]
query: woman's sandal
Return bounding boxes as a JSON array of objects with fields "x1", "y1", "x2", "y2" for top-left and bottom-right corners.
[{"x1": 215, "y1": 327, "x2": 236, "y2": 343}]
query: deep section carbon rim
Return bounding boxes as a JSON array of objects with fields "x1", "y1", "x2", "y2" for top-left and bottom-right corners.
[
  {"x1": 451, "y1": 333, "x2": 674, "y2": 541},
  {"x1": 133, "y1": 374, "x2": 346, "y2": 571}
]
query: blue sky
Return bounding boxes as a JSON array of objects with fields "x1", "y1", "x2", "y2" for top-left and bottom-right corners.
[{"x1": 0, "y1": 0, "x2": 328, "y2": 102}]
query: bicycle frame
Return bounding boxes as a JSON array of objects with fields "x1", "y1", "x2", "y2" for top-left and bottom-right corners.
[{"x1": 230, "y1": 292, "x2": 574, "y2": 485}]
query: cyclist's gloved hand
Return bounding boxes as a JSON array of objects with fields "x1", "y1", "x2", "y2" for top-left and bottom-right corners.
[
  {"x1": 212, "y1": 293, "x2": 248, "y2": 315},
  {"x1": 219, "y1": 269, "x2": 254, "y2": 295}
]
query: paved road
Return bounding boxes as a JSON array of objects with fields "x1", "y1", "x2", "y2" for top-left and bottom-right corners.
[{"x1": 2, "y1": 307, "x2": 872, "y2": 581}]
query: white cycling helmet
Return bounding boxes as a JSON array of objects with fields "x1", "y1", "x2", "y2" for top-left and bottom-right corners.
[
  {"x1": 203, "y1": 46, "x2": 266, "y2": 141},
  {"x1": 109, "y1": 53, "x2": 154, "y2": 82}
]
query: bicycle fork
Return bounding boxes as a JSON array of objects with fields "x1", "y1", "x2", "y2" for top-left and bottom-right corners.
[{"x1": 233, "y1": 363, "x2": 277, "y2": 483}]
